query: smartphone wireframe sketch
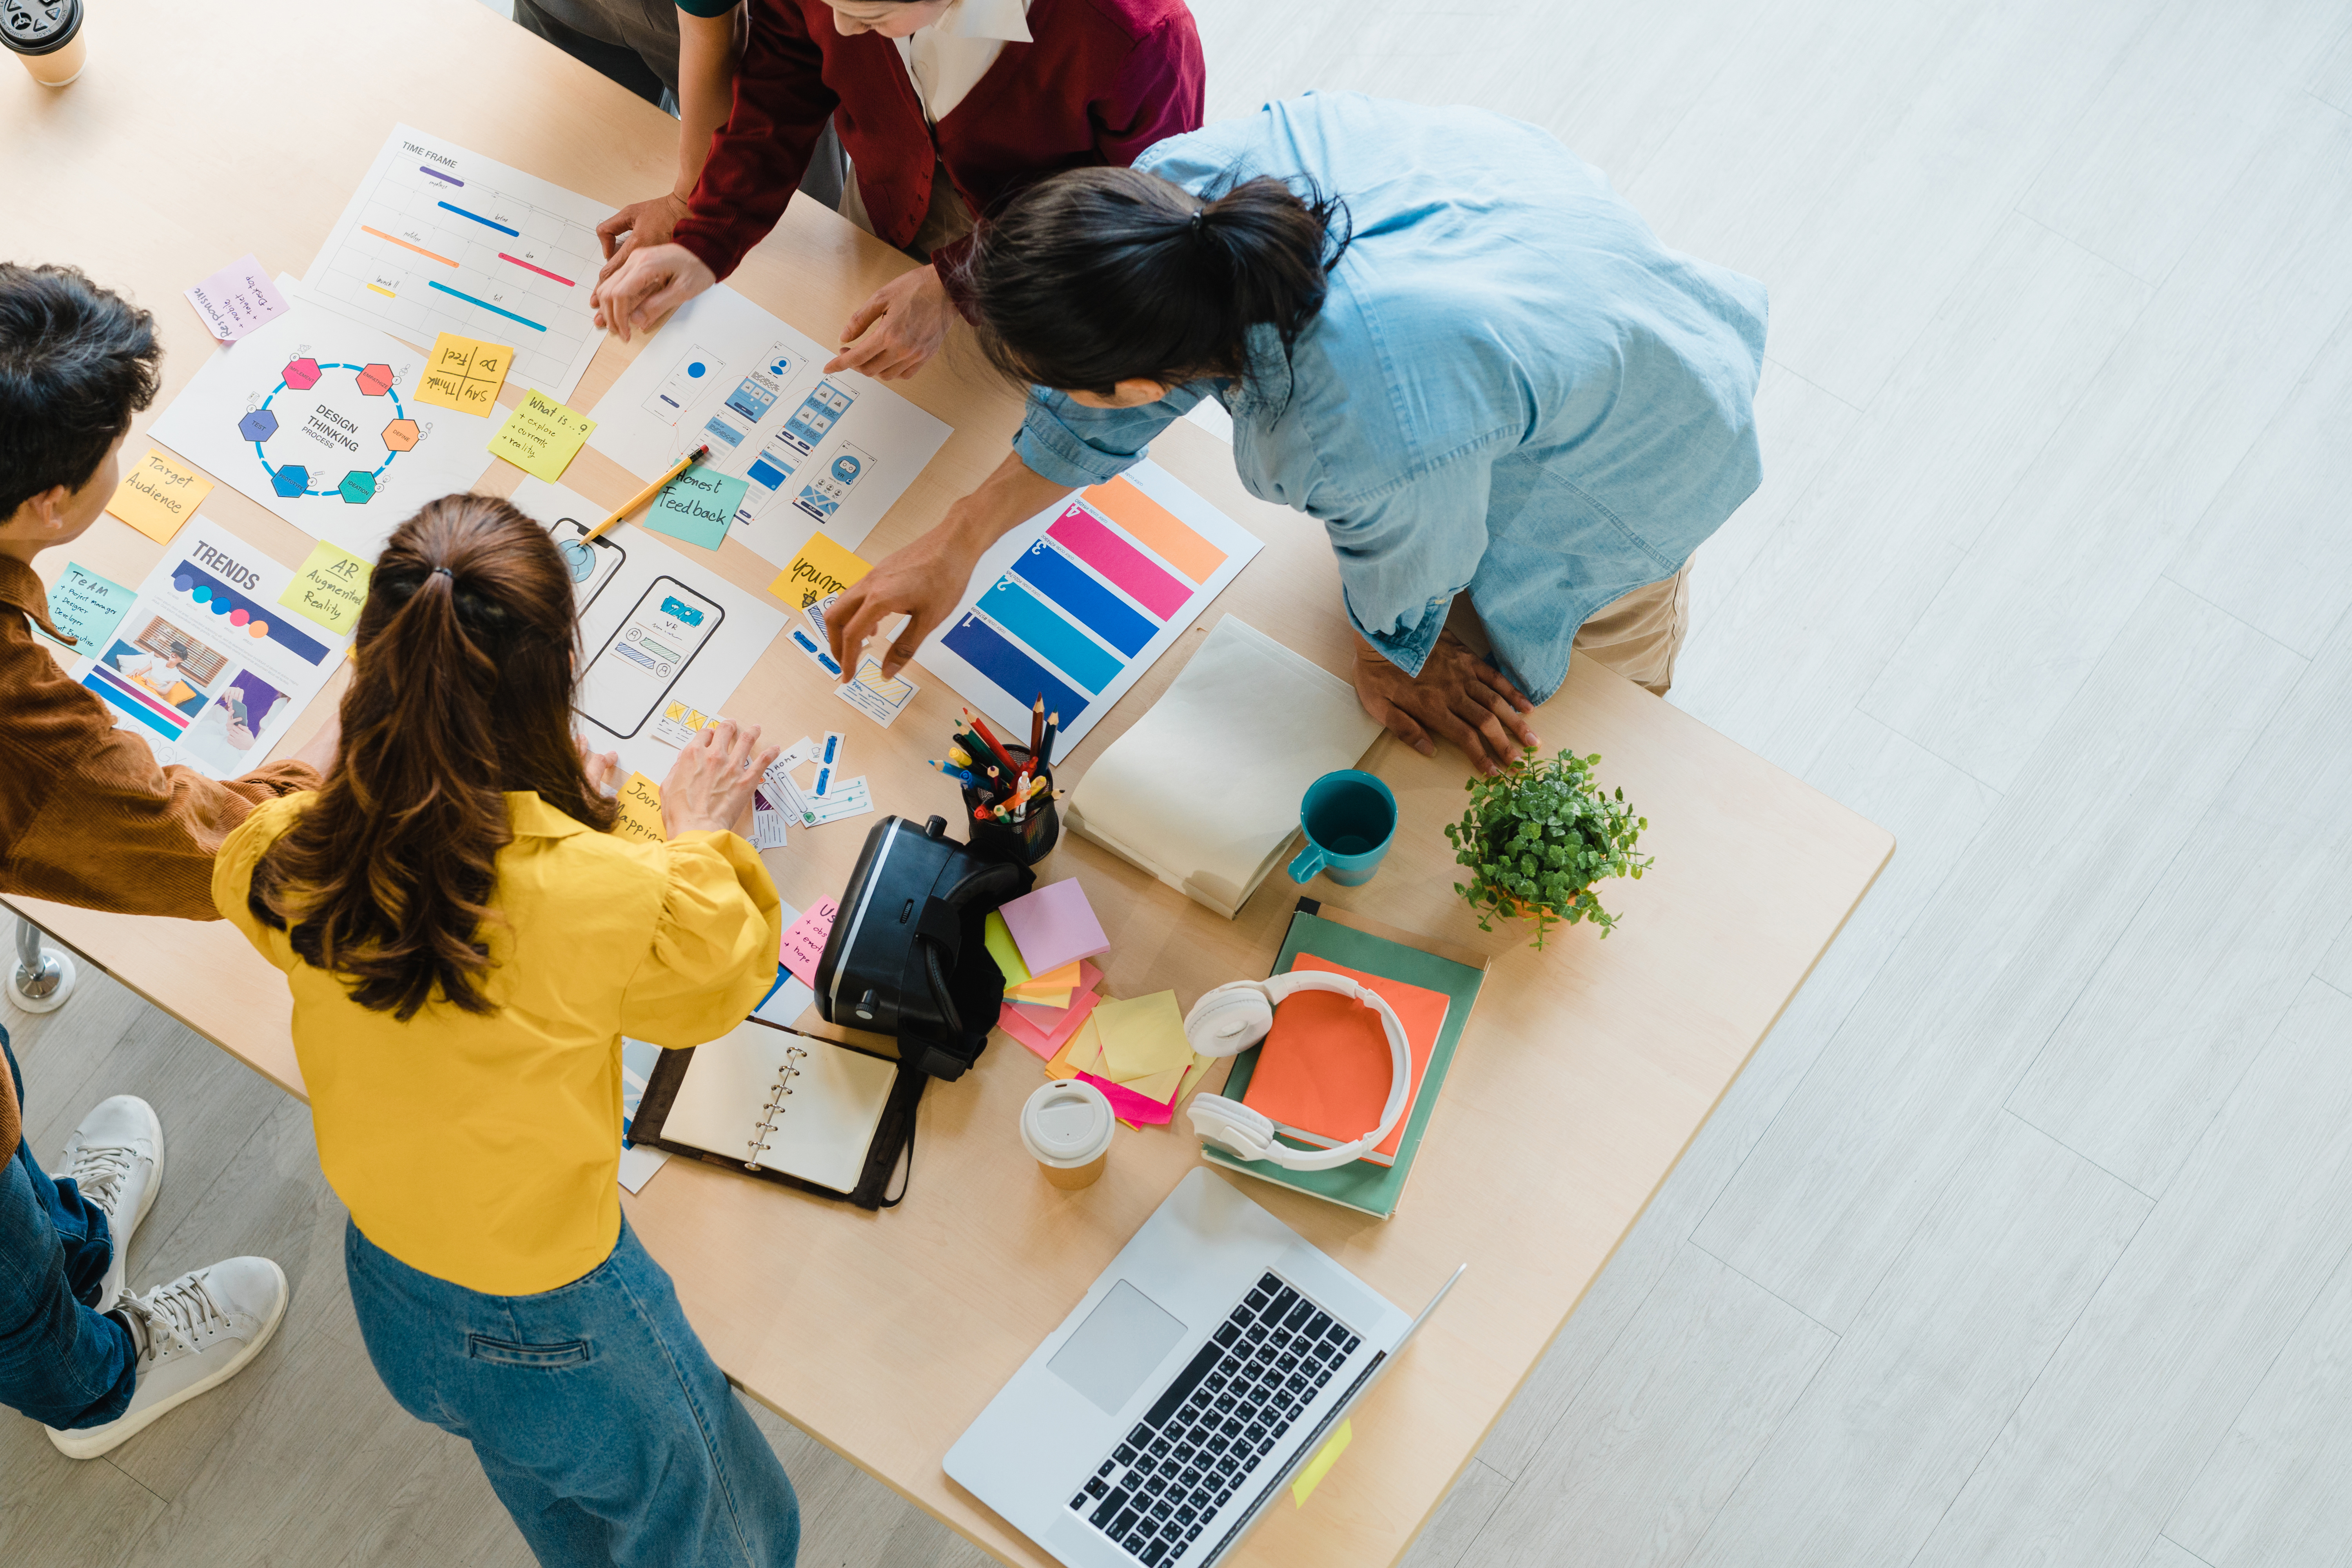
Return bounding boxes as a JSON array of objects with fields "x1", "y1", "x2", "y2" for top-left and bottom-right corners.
[
  {"x1": 577, "y1": 577, "x2": 724, "y2": 739},
  {"x1": 550, "y1": 516, "x2": 627, "y2": 616}
]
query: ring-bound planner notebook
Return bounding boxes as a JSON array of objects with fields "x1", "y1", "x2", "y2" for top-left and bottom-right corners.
[{"x1": 631, "y1": 1017, "x2": 908, "y2": 1201}]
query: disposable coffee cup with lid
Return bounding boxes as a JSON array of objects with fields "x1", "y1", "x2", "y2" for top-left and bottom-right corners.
[
  {"x1": 4, "y1": 0, "x2": 87, "y2": 87},
  {"x1": 1021, "y1": 1080, "x2": 1114, "y2": 1190}
]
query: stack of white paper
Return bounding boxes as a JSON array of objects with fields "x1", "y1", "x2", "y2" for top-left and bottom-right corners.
[{"x1": 1063, "y1": 617, "x2": 1381, "y2": 919}]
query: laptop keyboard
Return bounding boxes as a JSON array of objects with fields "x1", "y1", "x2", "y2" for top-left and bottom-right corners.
[{"x1": 1065, "y1": 1272, "x2": 1361, "y2": 1566}]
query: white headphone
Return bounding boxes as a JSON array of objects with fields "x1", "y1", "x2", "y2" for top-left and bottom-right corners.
[{"x1": 1183, "y1": 973, "x2": 1410, "y2": 1171}]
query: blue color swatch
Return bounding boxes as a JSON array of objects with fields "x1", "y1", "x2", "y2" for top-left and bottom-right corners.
[
  {"x1": 1011, "y1": 541, "x2": 1155, "y2": 657},
  {"x1": 942, "y1": 614, "x2": 1087, "y2": 723},
  {"x1": 978, "y1": 579, "x2": 1122, "y2": 694}
]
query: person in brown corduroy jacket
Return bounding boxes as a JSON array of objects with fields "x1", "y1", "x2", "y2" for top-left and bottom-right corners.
[{"x1": 2, "y1": 262, "x2": 330, "y2": 1447}]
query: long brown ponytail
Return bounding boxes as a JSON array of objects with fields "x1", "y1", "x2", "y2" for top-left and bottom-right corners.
[{"x1": 248, "y1": 494, "x2": 615, "y2": 1019}]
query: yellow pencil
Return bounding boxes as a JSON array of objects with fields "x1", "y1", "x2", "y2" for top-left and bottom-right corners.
[{"x1": 582, "y1": 444, "x2": 709, "y2": 544}]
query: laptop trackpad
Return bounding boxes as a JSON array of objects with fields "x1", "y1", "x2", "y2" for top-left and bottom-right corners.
[{"x1": 1049, "y1": 1280, "x2": 1187, "y2": 1415}]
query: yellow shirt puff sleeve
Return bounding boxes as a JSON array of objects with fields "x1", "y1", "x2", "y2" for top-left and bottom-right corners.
[{"x1": 617, "y1": 829, "x2": 787, "y2": 1047}]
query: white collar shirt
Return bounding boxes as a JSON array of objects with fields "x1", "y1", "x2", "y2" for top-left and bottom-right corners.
[{"x1": 895, "y1": 0, "x2": 1034, "y2": 125}]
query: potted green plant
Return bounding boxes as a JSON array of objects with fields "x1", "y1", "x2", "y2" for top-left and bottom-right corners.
[{"x1": 1444, "y1": 747, "x2": 1651, "y2": 948}]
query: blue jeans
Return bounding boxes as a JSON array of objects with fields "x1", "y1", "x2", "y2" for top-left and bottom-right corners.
[
  {"x1": 0, "y1": 1027, "x2": 138, "y2": 1428},
  {"x1": 346, "y1": 1214, "x2": 799, "y2": 1568}
]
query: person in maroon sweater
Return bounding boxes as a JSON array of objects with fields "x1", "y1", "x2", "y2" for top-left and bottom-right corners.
[{"x1": 591, "y1": 0, "x2": 1203, "y2": 382}]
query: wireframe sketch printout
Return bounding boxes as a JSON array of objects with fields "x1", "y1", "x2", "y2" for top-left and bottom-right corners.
[
  {"x1": 148, "y1": 287, "x2": 497, "y2": 560},
  {"x1": 587, "y1": 285, "x2": 951, "y2": 563},
  {"x1": 299, "y1": 125, "x2": 611, "y2": 404},
  {"x1": 916, "y1": 463, "x2": 1263, "y2": 752},
  {"x1": 508, "y1": 479, "x2": 789, "y2": 779},
  {"x1": 67, "y1": 516, "x2": 351, "y2": 780}
]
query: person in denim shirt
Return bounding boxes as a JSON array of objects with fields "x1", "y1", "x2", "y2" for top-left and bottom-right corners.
[{"x1": 825, "y1": 91, "x2": 1766, "y2": 773}]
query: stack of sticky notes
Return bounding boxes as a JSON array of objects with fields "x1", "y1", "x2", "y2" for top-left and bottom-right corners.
[{"x1": 985, "y1": 880, "x2": 1214, "y2": 1127}]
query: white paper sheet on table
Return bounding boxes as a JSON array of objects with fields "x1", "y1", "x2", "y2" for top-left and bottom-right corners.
[
  {"x1": 298, "y1": 125, "x2": 610, "y2": 405},
  {"x1": 620, "y1": 1036, "x2": 672, "y2": 1193},
  {"x1": 914, "y1": 461, "x2": 1261, "y2": 755},
  {"x1": 66, "y1": 515, "x2": 352, "y2": 781},
  {"x1": 586, "y1": 284, "x2": 951, "y2": 561},
  {"x1": 508, "y1": 478, "x2": 788, "y2": 780},
  {"x1": 148, "y1": 286, "x2": 498, "y2": 560}
]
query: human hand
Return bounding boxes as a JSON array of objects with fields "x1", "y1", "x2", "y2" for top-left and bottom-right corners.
[
  {"x1": 577, "y1": 735, "x2": 622, "y2": 799},
  {"x1": 824, "y1": 265, "x2": 953, "y2": 382},
  {"x1": 825, "y1": 521, "x2": 982, "y2": 681},
  {"x1": 1353, "y1": 631, "x2": 1539, "y2": 777},
  {"x1": 658, "y1": 718, "x2": 779, "y2": 837},
  {"x1": 595, "y1": 193, "x2": 692, "y2": 280},
  {"x1": 591, "y1": 243, "x2": 717, "y2": 343}
]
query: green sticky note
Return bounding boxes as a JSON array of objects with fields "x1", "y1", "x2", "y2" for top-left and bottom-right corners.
[
  {"x1": 643, "y1": 468, "x2": 747, "y2": 551},
  {"x1": 38, "y1": 562, "x2": 136, "y2": 652},
  {"x1": 984, "y1": 911, "x2": 1030, "y2": 987}
]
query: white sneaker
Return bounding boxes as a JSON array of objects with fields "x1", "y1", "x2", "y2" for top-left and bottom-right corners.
[
  {"x1": 59, "y1": 1094, "x2": 164, "y2": 1314},
  {"x1": 45, "y1": 1256, "x2": 289, "y2": 1460}
]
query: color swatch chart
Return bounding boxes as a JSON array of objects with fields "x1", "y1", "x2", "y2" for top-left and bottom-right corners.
[
  {"x1": 300, "y1": 125, "x2": 610, "y2": 403},
  {"x1": 918, "y1": 463, "x2": 1263, "y2": 753}
]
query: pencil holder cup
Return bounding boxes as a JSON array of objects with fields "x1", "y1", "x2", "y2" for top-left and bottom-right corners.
[{"x1": 962, "y1": 746, "x2": 1058, "y2": 866}]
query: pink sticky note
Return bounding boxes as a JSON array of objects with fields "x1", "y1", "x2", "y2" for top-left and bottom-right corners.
[
  {"x1": 999, "y1": 988, "x2": 1103, "y2": 1059},
  {"x1": 998, "y1": 878, "x2": 1109, "y2": 976},
  {"x1": 779, "y1": 897, "x2": 838, "y2": 986},
  {"x1": 184, "y1": 255, "x2": 289, "y2": 342},
  {"x1": 1011, "y1": 962, "x2": 1103, "y2": 1025},
  {"x1": 1080, "y1": 1070, "x2": 1178, "y2": 1126}
]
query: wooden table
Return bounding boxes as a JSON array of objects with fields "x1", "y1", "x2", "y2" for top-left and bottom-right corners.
[{"x1": 4, "y1": 3, "x2": 1893, "y2": 1563}]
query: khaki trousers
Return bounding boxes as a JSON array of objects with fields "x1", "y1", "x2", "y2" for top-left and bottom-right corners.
[{"x1": 1447, "y1": 558, "x2": 1696, "y2": 700}]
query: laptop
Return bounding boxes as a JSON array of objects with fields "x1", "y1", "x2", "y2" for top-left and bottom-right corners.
[{"x1": 944, "y1": 1167, "x2": 1464, "y2": 1568}]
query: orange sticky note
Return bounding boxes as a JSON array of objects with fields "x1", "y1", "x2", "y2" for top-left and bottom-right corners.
[
  {"x1": 612, "y1": 772, "x2": 664, "y2": 844},
  {"x1": 106, "y1": 448, "x2": 213, "y2": 543}
]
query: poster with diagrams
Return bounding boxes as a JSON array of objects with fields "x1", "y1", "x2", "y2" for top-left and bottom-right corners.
[
  {"x1": 587, "y1": 285, "x2": 951, "y2": 564},
  {"x1": 916, "y1": 463, "x2": 1262, "y2": 753},
  {"x1": 299, "y1": 125, "x2": 610, "y2": 403},
  {"x1": 508, "y1": 478, "x2": 789, "y2": 780},
  {"x1": 68, "y1": 516, "x2": 350, "y2": 780},
  {"x1": 149, "y1": 289, "x2": 498, "y2": 560}
]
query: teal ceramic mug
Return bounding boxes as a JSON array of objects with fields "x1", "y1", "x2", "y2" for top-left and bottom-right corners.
[{"x1": 1287, "y1": 770, "x2": 1397, "y2": 887}]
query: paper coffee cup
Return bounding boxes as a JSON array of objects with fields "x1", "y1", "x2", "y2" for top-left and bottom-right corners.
[
  {"x1": 5, "y1": 0, "x2": 86, "y2": 86},
  {"x1": 1022, "y1": 1081, "x2": 1114, "y2": 1190}
]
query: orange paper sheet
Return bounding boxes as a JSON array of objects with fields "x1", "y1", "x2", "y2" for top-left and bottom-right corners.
[{"x1": 1240, "y1": 956, "x2": 1449, "y2": 1162}]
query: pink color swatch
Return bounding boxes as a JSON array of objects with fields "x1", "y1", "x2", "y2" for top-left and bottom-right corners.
[{"x1": 1047, "y1": 506, "x2": 1190, "y2": 619}]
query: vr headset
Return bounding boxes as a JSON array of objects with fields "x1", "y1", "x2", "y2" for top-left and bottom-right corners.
[{"x1": 814, "y1": 815, "x2": 1033, "y2": 1080}]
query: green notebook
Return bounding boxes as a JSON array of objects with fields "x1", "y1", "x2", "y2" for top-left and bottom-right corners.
[{"x1": 1202, "y1": 909, "x2": 1486, "y2": 1218}]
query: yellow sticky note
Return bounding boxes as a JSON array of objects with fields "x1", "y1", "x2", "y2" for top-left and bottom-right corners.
[
  {"x1": 769, "y1": 532, "x2": 871, "y2": 610},
  {"x1": 106, "y1": 448, "x2": 213, "y2": 543},
  {"x1": 1290, "y1": 1419, "x2": 1352, "y2": 1507},
  {"x1": 488, "y1": 388, "x2": 596, "y2": 481},
  {"x1": 414, "y1": 333, "x2": 514, "y2": 417},
  {"x1": 613, "y1": 772, "x2": 665, "y2": 844},
  {"x1": 1170, "y1": 1051, "x2": 1218, "y2": 1107},
  {"x1": 276, "y1": 540, "x2": 372, "y2": 636},
  {"x1": 1092, "y1": 991, "x2": 1194, "y2": 1082}
]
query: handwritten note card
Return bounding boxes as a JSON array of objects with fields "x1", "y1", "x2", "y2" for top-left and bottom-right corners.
[
  {"x1": 184, "y1": 255, "x2": 289, "y2": 342},
  {"x1": 644, "y1": 468, "x2": 748, "y2": 551},
  {"x1": 613, "y1": 771, "x2": 666, "y2": 844},
  {"x1": 276, "y1": 539, "x2": 373, "y2": 635},
  {"x1": 36, "y1": 563, "x2": 136, "y2": 652},
  {"x1": 488, "y1": 388, "x2": 596, "y2": 481},
  {"x1": 769, "y1": 532, "x2": 871, "y2": 610},
  {"x1": 414, "y1": 333, "x2": 514, "y2": 416},
  {"x1": 105, "y1": 448, "x2": 214, "y2": 543},
  {"x1": 779, "y1": 897, "x2": 839, "y2": 986}
]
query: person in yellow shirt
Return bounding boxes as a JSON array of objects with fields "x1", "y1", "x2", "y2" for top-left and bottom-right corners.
[{"x1": 213, "y1": 494, "x2": 799, "y2": 1568}]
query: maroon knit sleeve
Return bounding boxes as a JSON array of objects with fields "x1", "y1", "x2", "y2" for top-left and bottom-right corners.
[{"x1": 671, "y1": 0, "x2": 840, "y2": 281}]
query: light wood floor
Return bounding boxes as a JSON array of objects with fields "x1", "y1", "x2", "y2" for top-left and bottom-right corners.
[{"x1": 14, "y1": 0, "x2": 2352, "y2": 1563}]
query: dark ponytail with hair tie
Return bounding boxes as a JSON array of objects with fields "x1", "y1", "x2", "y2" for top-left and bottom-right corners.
[
  {"x1": 248, "y1": 493, "x2": 615, "y2": 1020},
  {"x1": 968, "y1": 167, "x2": 1350, "y2": 398}
]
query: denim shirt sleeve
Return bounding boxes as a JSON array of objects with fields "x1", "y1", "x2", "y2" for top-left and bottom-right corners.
[
  {"x1": 1321, "y1": 450, "x2": 1496, "y2": 679},
  {"x1": 1011, "y1": 383, "x2": 1211, "y2": 488}
]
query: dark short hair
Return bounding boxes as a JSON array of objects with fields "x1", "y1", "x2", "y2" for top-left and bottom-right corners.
[
  {"x1": 966, "y1": 168, "x2": 1348, "y2": 397},
  {"x1": 0, "y1": 263, "x2": 162, "y2": 517},
  {"x1": 167, "y1": 641, "x2": 189, "y2": 659}
]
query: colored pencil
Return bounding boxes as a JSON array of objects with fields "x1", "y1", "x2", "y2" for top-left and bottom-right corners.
[{"x1": 583, "y1": 444, "x2": 708, "y2": 543}]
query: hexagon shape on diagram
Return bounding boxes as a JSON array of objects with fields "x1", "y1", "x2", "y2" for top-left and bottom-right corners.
[
  {"x1": 338, "y1": 471, "x2": 378, "y2": 505},
  {"x1": 271, "y1": 465, "x2": 312, "y2": 499},
  {"x1": 357, "y1": 364, "x2": 397, "y2": 397},
  {"x1": 381, "y1": 418, "x2": 421, "y2": 452},
  {"x1": 238, "y1": 408, "x2": 279, "y2": 443},
  {"x1": 281, "y1": 358, "x2": 323, "y2": 392}
]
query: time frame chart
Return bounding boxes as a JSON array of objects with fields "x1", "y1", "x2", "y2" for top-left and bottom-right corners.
[{"x1": 301, "y1": 125, "x2": 612, "y2": 403}]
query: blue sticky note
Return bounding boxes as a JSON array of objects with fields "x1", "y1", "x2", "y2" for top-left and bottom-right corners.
[
  {"x1": 643, "y1": 468, "x2": 749, "y2": 551},
  {"x1": 39, "y1": 562, "x2": 136, "y2": 653}
]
